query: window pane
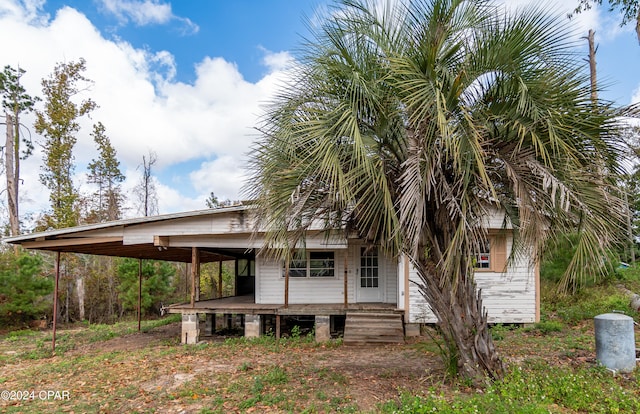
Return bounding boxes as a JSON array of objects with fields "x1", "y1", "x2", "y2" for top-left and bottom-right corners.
[
  {"x1": 289, "y1": 269, "x2": 307, "y2": 277},
  {"x1": 310, "y1": 251, "x2": 334, "y2": 277},
  {"x1": 286, "y1": 258, "x2": 307, "y2": 277},
  {"x1": 475, "y1": 240, "x2": 491, "y2": 269},
  {"x1": 360, "y1": 247, "x2": 379, "y2": 288}
]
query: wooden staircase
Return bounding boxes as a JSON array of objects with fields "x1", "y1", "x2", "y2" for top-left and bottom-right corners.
[{"x1": 343, "y1": 311, "x2": 405, "y2": 345}]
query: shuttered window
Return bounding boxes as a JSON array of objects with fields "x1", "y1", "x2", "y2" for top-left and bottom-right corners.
[{"x1": 474, "y1": 235, "x2": 507, "y2": 272}]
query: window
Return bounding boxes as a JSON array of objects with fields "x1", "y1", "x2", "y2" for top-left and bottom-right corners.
[
  {"x1": 474, "y1": 235, "x2": 507, "y2": 272},
  {"x1": 309, "y1": 252, "x2": 335, "y2": 277},
  {"x1": 475, "y1": 240, "x2": 491, "y2": 269},
  {"x1": 284, "y1": 251, "x2": 335, "y2": 278}
]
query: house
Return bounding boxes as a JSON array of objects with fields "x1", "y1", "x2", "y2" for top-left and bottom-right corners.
[{"x1": 3, "y1": 204, "x2": 539, "y2": 344}]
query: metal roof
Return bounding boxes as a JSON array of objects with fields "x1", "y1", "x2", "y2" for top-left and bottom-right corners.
[{"x1": 3, "y1": 204, "x2": 254, "y2": 263}]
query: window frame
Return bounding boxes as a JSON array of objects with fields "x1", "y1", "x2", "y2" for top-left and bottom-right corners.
[
  {"x1": 360, "y1": 247, "x2": 379, "y2": 288},
  {"x1": 473, "y1": 234, "x2": 507, "y2": 273},
  {"x1": 283, "y1": 251, "x2": 336, "y2": 278}
]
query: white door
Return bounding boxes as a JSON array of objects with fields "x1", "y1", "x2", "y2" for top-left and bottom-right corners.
[{"x1": 356, "y1": 247, "x2": 384, "y2": 302}]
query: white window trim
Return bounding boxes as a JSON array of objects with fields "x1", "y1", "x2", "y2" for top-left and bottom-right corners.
[{"x1": 282, "y1": 251, "x2": 336, "y2": 278}]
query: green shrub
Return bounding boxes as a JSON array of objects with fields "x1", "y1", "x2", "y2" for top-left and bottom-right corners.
[
  {"x1": 531, "y1": 320, "x2": 563, "y2": 334},
  {"x1": 0, "y1": 252, "x2": 51, "y2": 327}
]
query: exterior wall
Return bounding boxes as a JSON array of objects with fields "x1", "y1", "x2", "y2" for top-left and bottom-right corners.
[
  {"x1": 255, "y1": 241, "x2": 398, "y2": 305},
  {"x1": 407, "y1": 236, "x2": 538, "y2": 324},
  {"x1": 122, "y1": 211, "x2": 252, "y2": 245}
]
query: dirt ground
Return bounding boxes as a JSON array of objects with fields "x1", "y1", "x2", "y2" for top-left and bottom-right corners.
[
  {"x1": 1, "y1": 322, "x2": 443, "y2": 413},
  {"x1": 3, "y1": 320, "x2": 626, "y2": 413},
  {"x1": 97, "y1": 323, "x2": 439, "y2": 412}
]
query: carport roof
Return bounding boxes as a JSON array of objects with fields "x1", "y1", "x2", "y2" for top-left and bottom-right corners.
[{"x1": 2, "y1": 205, "x2": 253, "y2": 263}]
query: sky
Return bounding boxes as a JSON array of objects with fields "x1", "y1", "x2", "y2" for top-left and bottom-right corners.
[{"x1": 0, "y1": 0, "x2": 638, "y2": 226}]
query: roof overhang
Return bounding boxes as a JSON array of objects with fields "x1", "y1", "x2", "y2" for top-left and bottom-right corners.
[{"x1": 3, "y1": 205, "x2": 255, "y2": 262}]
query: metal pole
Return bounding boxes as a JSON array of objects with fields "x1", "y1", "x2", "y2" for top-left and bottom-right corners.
[
  {"x1": 52, "y1": 251, "x2": 61, "y2": 353},
  {"x1": 138, "y1": 259, "x2": 142, "y2": 332},
  {"x1": 218, "y1": 261, "x2": 223, "y2": 298}
]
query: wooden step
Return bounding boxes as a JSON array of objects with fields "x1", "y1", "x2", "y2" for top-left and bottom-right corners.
[{"x1": 343, "y1": 311, "x2": 404, "y2": 345}]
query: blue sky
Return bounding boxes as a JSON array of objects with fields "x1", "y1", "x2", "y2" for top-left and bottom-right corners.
[
  {"x1": 0, "y1": 0, "x2": 638, "y2": 223},
  {"x1": 42, "y1": 0, "x2": 321, "y2": 84}
]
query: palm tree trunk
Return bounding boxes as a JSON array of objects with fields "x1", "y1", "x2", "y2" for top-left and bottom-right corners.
[{"x1": 415, "y1": 257, "x2": 504, "y2": 385}]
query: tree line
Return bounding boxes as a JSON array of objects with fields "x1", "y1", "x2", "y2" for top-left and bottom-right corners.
[{"x1": 0, "y1": 59, "x2": 230, "y2": 327}]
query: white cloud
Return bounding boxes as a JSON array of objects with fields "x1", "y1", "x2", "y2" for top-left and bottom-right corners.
[
  {"x1": 98, "y1": 0, "x2": 198, "y2": 34},
  {"x1": 189, "y1": 156, "x2": 251, "y2": 203},
  {"x1": 0, "y1": 2, "x2": 289, "y2": 220},
  {"x1": 0, "y1": 0, "x2": 47, "y2": 24},
  {"x1": 260, "y1": 48, "x2": 295, "y2": 73}
]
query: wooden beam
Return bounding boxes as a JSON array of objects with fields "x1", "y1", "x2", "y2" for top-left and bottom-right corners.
[
  {"x1": 218, "y1": 261, "x2": 223, "y2": 298},
  {"x1": 153, "y1": 235, "x2": 170, "y2": 247},
  {"x1": 284, "y1": 261, "x2": 289, "y2": 309},
  {"x1": 196, "y1": 253, "x2": 201, "y2": 302},
  {"x1": 23, "y1": 236, "x2": 122, "y2": 249},
  {"x1": 343, "y1": 252, "x2": 348, "y2": 308},
  {"x1": 190, "y1": 247, "x2": 199, "y2": 307}
]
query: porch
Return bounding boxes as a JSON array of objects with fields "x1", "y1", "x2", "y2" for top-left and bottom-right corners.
[{"x1": 166, "y1": 294, "x2": 404, "y2": 344}]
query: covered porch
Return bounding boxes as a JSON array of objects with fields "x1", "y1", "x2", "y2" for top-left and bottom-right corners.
[
  {"x1": 166, "y1": 294, "x2": 403, "y2": 344},
  {"x1": 3, "y1": 206, "x2": 405, "y2": 347}
]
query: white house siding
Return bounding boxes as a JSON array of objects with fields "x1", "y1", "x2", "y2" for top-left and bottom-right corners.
[
  {"x1": 122, "y1": 212, "x2": 251, "y2": 245},
  {"x1": 256, "y1": 241, "x2": 398, "y2": 305},
  {"x1": 256, "y1": 249, "x2": 351, "y2": 304},
  {"x1": 407, "y1": 237, "x2": 537, "y2": 324}
]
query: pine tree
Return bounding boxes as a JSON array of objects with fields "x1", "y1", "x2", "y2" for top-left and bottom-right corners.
[
  {"x1": 86, "y1": 122, "x2": 125, "y2": 222},
  {"x1": 0, "y1": 65, "x2": 38, "y2": 237},
  {"x1": 35, "y1": 59, "x2": 96, "y2": 229}
]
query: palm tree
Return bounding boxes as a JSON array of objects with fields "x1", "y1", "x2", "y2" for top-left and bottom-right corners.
[{"x1": 246, "y1": 0, "x2": 626, "y2": 384}]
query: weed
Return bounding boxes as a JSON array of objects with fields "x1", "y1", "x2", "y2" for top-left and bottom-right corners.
[
  {"x1": 263, "y1": 366, "x2": 289, "y2": 385},
  {"x1": 531, "y1": 320, "x2": 563, "y2": 334},
  {"x1": 290, "y1": 325, "x2": 301, "y2": 339}
]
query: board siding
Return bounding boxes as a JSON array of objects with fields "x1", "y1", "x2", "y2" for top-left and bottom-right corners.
[
  {"x1": 408, "y1": 236, "x2": 536, "y2": 324},
  {"x1": 256, "y1": 241, "x2": 398, "y2": 305}
]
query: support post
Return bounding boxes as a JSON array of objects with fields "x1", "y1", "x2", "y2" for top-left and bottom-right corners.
[
  {"x1": 181, "y1": 312, "x2": 199, "y2": 344},
  {"x1": 190, "y1": 247, "x2": 199, "y2": 307},
  {"x1": 343, "y1": 253, "x2": 348, "y2": 308},
  {"x1": 195, "y1": 252, "x2": 201, "y2": 302},
  {"x1": 218, "y1": 261, "x2": 223, "y2": 298},
  {"x1": 52, "y1": 251, "x2": 61, "y2": 353},
  {"x1": 275, "y1": 315, "x2": 281, "y2": 339},
  {"x1": 138, "y1": 259, "x2": 142, "y2": 331},
  {"x1": 315, "y1": 315, "x2": 331, "y2": 342},
  {"x1": 284, "y1": 262, "x2": 289, "y2": 309},
  {"x1": 244, "y1": 314, "x2": 262, "y2": 338}
]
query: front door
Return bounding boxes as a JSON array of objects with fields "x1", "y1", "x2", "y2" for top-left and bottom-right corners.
[{"x1": 357, "y1": 247, "x2": 383, "y2": 302}]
